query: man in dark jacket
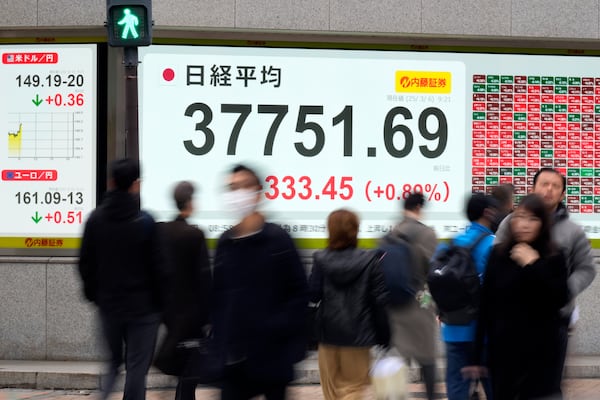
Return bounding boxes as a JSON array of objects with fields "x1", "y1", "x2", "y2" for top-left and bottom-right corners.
[
  {"x1": 158, "y1": 181, "x2": 212, "y2": 400},
  {"x1": 78, "y1": 158, "x2": 169, "y2": 400},
  {"x1": 212, "y1": 164, "x2": 308, "y2": 400}
]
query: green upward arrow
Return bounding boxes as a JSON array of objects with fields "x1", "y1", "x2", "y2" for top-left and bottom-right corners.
[
  {"x1": 32, "y1": 94, "x2": 43, "y2": 106},
  {"x1": 31, "y1": 211, "x2": 42, "y2": 224}
]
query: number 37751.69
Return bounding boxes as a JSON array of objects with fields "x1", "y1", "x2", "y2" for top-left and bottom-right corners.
[{"x1": 182, "y1": 103, "x2": 448, "y2": 158}]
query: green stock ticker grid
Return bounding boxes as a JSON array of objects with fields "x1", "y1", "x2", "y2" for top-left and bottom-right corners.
[{"x1": 471, "y1": 74, "x2": 600, "y2": 212}]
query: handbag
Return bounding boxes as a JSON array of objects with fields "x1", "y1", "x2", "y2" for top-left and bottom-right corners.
[
  {"x1": 178, "y1": 335, "x2": 224, "y2": 384},
  {"x1": 367, "y1": 252, "x2": 391, "y2": 347},
  {"x1": 370, "y1": 349, "x2": 408, "y2": 400},
  {"x1": 154, "y1": 327, "x2": 187, "y2": 376},
  {"x1": 306, "y1": 301, "x2": 321, "y2": 350},
  {"x1": 372, "y1": 301, "x2": 391, "y2": 347}
]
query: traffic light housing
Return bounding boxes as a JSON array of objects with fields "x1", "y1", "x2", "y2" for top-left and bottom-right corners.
[{"x1": 107, "y1": 0, "x2": 152, "y2": 47}]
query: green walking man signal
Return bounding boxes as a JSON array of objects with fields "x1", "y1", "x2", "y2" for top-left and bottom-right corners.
[
  {"x1": 107, "y1": 0, "x2": 152, "y2": 47},
  {"x1": 119, "y1": 8, "x2": 139, "y2": 39}
]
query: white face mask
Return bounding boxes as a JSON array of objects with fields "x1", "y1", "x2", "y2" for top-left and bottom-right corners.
[{"x1": 223, "y1": 188, "x2": 259, "y2": 220}]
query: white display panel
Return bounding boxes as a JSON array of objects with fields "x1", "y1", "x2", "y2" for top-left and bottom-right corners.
[
  {"x1": 0, "y1": 44, "x2": 97, "y2": 249},
  {"x1": 139, "y1": 45, "x2": 600, "y2": 241}
]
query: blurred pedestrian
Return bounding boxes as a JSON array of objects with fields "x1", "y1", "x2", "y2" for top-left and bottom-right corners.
[
  {"x1": 438, "y1": 193, "x2": 496, "y2": 400},
  {"x1": 158, "y1": 181, "x2": 212, "y2": 400},
  {"x1": 78, "y1": 158, "x2": 169, "y2": 400},
  {"x1": 380, "y1": 192, "x2": 438, "y2": 400},
  {"x1": 211, "y1": 164, "x2": 308, "y2": 400},
  {"x1": 490, "y1": 183, "x2": 514, "y2": 233},
  {"x1": 308, "y1": 209, "x2": 389, "y2": 400},
  {"x1": 494, "y1": 168, "x2": 596, "y2": 385},
  {"x1": 468, "y1": 193, "x2": 569, "y2": 399}
]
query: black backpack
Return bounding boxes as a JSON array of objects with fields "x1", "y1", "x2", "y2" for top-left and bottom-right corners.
[
  {"x1": 427, "y1": 232, "x2": 489, "y2": 325},
  {"x1": 378, "y1": 236, "x2": 417, "y2": 306}
]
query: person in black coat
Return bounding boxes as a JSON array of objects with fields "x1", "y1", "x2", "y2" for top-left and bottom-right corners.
[
  {"x1": 212, "y1": 164, "x2": 308, "y2": 400},
  {"x1": 467, "y1": 193, "x2": 569, "y2": 399},
  {"x1": 308, "y1": 208, "x2": 389, "y2": 400},
  {"x1": 158, "y1": 181, "x2": 212, "y2": 400},
  {"x1": 78, "y1": 158, "x2": 170, "y2": 400}
]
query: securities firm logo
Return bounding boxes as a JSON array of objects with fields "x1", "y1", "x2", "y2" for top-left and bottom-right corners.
[{"x1": 395, "y1": 71, "x2": 451, "y2": 94}]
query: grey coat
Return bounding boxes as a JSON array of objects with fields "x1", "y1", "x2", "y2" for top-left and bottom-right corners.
[
  {"x1": 494, "y1": 202, "x2": 596, "y2": 316},
  {"x1": 381, "y1": 216, "x2": 438, "y2": 363}
]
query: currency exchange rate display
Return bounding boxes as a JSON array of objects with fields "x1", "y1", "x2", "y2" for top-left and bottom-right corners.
[
  {"x1": 0, "y1": 44, "x2": 97, "y2": 250},
  {"x1": 138, "y1": 46, "x2": 600, "y2": 241}
]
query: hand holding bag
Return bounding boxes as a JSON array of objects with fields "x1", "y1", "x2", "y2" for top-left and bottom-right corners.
[
  {"x1": 370, "y1": 348, "x2": 409, "y2": 400},
  {"x1": 154, "y1": 324, "x2": 187, "y2": 376},
  {"x1": 306, "y1": 301, "x2": 321, "y2": 350},
  {"x1": 469, "y1": 378, "x2": 481, "y2": 400},
  {"x1": 179, "y1": 334, "x2": 224, "y2": 385}
]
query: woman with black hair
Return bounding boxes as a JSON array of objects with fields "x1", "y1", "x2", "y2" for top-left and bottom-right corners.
[{"x1": 467, "y1": 193, "x2": 569, "y2": 399}]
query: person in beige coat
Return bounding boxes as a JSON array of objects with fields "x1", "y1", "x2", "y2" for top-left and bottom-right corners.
[{"x1": 380, "y1": 192, "x2": 438, "y2": 400}]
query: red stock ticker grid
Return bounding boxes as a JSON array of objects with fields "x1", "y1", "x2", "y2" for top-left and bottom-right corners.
[{"x1": 471, "y1": 74, "x2": 600, "y2": 214}]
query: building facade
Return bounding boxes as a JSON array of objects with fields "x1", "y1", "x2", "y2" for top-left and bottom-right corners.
[{"x1": 1, "y1": 0, "x2": 599, "y2": 360}]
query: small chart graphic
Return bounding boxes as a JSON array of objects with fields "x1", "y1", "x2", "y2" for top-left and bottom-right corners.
[
  {"x1": 7, "y1": 112, "x2": 83, "y2": 159},
  {"x1": 8, "y1": 123, "x2": 23, "y2": 156}
]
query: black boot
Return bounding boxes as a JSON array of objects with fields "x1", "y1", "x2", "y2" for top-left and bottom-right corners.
[{"x1": 421, "y1": 364, "x2": 436, "y2": 400}]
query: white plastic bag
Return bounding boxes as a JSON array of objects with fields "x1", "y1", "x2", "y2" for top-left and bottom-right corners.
[
  {"x1": 569, "y1": 304, "x2": 579, "y2": 328},
  {"x1": 370, "y1": 352, "x2": 408, "y2": 400}
]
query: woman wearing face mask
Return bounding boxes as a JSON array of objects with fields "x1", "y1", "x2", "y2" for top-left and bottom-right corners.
[{"x1": 465, "y1": 193, "x2": 569, "y2": 399}]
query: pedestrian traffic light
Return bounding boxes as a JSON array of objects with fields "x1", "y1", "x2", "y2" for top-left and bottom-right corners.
[{"x1": 107, "y1": 0, "x2": 152, "y2": 47}]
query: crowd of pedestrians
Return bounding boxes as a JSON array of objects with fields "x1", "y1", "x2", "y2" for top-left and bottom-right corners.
[{"x1": 78, "y1": 160, "x2": 596, "y2": 400}]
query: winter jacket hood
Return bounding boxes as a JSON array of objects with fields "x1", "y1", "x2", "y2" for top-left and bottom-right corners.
[
  {"x1": 313, "y1": 247, "x2": 376, "y2": 287},
  {"x1": 78, "y1": 190, "x2": 170, "y2": 318},
  {"x1": 100, "y1": 190, "x2": 140, "y2": 221},
  {"x1": 553, "y1": 201, "x2": 569, "y2": 224},
  {"x1": 308, "y1": 247, "x2": 389, "y2": 347}
]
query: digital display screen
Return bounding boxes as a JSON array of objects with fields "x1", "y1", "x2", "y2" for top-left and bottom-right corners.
[
  {"x1": 0, "y1": 44, "x2": 97, "y2": 250},
  {"x1": 138, "y1": 45, "x2": 600, "y2": 242}
]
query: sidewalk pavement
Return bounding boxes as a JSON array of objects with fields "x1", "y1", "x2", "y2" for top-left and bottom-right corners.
[
  {"x1": 1, "y1": 381, "x2": 600, "y2": 400},
  {"x1": 1, "y1": 357, "x2": 600, "y2": 399}
]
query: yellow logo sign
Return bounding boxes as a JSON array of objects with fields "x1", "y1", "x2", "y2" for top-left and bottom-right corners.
[{"x1": 395, "y1": 71, "x2": 451, "y2": 93}]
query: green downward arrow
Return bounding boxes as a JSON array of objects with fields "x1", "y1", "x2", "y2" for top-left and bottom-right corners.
[
  {"x1": 31, "y1": 211, "x2": 42, "y2": 224},
  {"x1": 32, "y1": 94, "x2": 43, "y2": 106}
]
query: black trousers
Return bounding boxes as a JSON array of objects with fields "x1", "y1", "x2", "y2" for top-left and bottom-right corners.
[
  {"x1": 175, "y1": 378, "x2": 197, "y2": 400},
  {"x1": 220, "y1": 362, "x2": 288, "y2": 400},
  {"x1": 491, "y1": 334, "x2": 564, "y2": 399},
  {"x1": 555, "y1": 316, "x2": 570, "y2": 382},
  {"x1": 99, "y1": 311, "x2": 161, "y2": 400}
]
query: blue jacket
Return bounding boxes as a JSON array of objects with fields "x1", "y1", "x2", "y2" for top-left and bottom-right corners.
[{"x1": 439, "y1": 222, "x2": 494, "y2": 342}]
